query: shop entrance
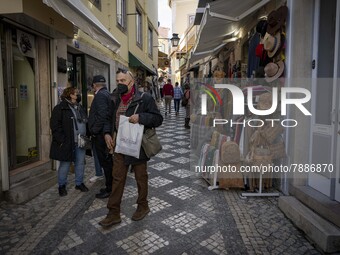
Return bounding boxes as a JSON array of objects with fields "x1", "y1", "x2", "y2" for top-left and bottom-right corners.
[
  {"x1": 310, "y1": 0, "x2": 340, "y2": 202},
  {"x1": 1, "y1": 25, "x2": 39, "y2": 169}
]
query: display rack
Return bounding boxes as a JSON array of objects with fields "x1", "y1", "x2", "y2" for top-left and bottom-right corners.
[{"x1": 241, "y1": 170, "x2": 280, "y2": 197}]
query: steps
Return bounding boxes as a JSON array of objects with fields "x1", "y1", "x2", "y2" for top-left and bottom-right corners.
[
  {"x1": 279, "y1": 196, "x2": 340, "y2": 253},
  {"x1": 6, "y1": 170, "x2": 57, "y2": 204},
  {"x1": 290, "y1": 185, "x2": 340, "y2": 228}
]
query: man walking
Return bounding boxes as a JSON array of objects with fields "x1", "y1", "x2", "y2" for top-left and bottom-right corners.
[
  {"x1": 99, "y1": 68, "x2": 163, "y2": 226},
  {"x1": 162, "y1": 78, "x2": 174, "y2": 115},
  {"x1": 173, "y1": 82, "x2": 183, "y2": 115},
  {"x1": 88, "y1": 75, "x2": 113, "y2": 199}
]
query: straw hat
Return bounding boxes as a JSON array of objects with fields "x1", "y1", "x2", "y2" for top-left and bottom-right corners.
[
  {"x1": 263, "y1": 32, "x2": 281, "y2": 58},
  {"x1": 264, "y1": 60, "x2": 284, "y2": 83},
  {"x1": 257, "y1": 92, "x2": 272, "y2": 110}
]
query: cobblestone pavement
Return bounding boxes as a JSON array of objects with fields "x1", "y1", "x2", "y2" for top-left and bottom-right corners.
[{"x1": 0, "y1": 103, "x2": 320, "y2": 255}]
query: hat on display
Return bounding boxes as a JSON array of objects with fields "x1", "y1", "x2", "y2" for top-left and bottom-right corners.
[
  {"x1": 255, "y1": 66, "x2": 265, "y2": 78},
  {"x1": 257, "y1": 92, "x2": 273, "y2": 110},
  {"x1": 267, "y1": 6, "x2": 288, "y2": 35},
  {"x1": 263, "y1": 32, "x2": 281, "y2": 58},
  {"x1": 92, "y1": 75, "x2": 106, "y2": 84},
  {"x1": 256, "y1": 20, "x2": 268, "y2": 38},
  {"x1": 264, "y1": 60, "x2": 284, "y2": 83}
]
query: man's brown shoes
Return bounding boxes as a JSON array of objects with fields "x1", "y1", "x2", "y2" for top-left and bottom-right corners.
[
  {"x1": 99, "y1": 214, "x2": 121, "y2": 227},
  {"x1": 131, "y1": 206, "x2": 150, "y2": 221}
]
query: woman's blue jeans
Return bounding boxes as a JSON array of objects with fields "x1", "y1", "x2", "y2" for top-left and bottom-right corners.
[{"x1": 58, "y1": 146, "x2": 86, "y2": 187}]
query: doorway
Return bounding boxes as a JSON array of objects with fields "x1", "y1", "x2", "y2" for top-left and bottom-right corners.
[
  {"x1": 310, "y1": 0, "x2": 340, "y2": 202},
  {"x1": 1, "y1": 25, "x2": 39, "y2": 169}
]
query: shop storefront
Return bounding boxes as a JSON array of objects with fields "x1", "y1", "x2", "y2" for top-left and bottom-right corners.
[
  {"x1": 0, "y1": 0, "x2": 120, "y2": 203},
  {"x1": 189, "y1": 0, "x2": 340, "y2": 252}
]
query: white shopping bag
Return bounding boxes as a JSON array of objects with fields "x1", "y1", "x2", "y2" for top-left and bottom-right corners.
[{"x1": 115, "y1": 115, "x2": 144, "y2": 158}]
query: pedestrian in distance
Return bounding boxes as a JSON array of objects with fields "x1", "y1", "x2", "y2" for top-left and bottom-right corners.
[
  {"x1": 158, "y1": 77, "x2": 165, "y2": 101},
  {"x1": 173, "y1": 82, "x2": 183, "y2": 116},
  {"x1": 50, "y1": 87, "x2": 89, "y2": 197},
  {"x1": 88, "y1": 75, "x2": 114, "y2": 199},
  {"x1": 99, "y1": 68, "x2": 163, "y2": 227},
  {"x1": 183, "y1": 84, "x2": 191, "y2": 129},
  {"x1": 162, "y1": 78, "x2": 174, "y2": 115}
]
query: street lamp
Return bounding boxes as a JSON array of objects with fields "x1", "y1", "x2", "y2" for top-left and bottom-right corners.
[
  {"x1": 158, "y1": 33, "x2": 180, "y2": 47},
  {"x1": 170, "y1": 33, "x2": 180, "y2": 47}
]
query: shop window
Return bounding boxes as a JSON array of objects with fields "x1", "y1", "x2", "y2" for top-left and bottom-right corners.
[
  {"x1": 148, "y1": 26, "x2": 153, "y2": 58},
  {"x1": 85, "y1": 56, "x2": 110, "y2": 112},
  {"x1": 90, "y1": 0, "x2": 101, "y2": 11},
  {"x1": 136, "y1": 8, "x2": 142, "y2": 48},
  {"x1": 116, "y1": 0, "x2": 126, "y2": 30}
]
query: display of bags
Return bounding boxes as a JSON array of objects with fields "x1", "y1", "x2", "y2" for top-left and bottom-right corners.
[
  {"x1": 115, "y1": 115, "x2": 144, "y2": 158},
  {"x1": 220, "y1": 141, "x2": 241, "y2": 163},
  {"x1": 142, "y1": 128, "x2": 162, "y2": 158}
]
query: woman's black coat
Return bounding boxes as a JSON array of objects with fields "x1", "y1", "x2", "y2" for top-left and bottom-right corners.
[{"x1": 49, "y1": 100, "x2": 85, "y2": 162}]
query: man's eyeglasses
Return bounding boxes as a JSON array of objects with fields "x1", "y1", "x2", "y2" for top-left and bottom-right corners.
[{"x1": 116, "y1": 68, "x2": 134, "y2": 79}]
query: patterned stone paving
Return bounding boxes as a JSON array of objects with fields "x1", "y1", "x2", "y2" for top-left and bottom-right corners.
[
  {"x1": 200, "y1": 231, "x2": 228, "y2": 255},
  {"x1": 171, "y1": 156, "x2": 191, "y2": 164},
  {"x1": 161, "y1": 211, "x2": 207, "y2": 235},
  {"x1": 166, "y1": 185, "x2": 201, "y2": 200},
  {"x1": 148, "y1": 176, "x2": 173, "y2": 188},
  {"x1": 0, "y1": 103, "x2": 320, "y2": 254},
  {"x1": 148, "y1": 162, "x2": 174, "y2": 171},
  {"x1": 168, "y1": 169, "x2": 194, "y2": 178},
  {"x1": 116, "y1": 229, "x2": 169, "y2": 254},
  {"x1": 132, "y1": 197, "x2": 172, "y2": 214},
  {"x1": 55, "y1": 230, "x2": 83, "y2": 251}
]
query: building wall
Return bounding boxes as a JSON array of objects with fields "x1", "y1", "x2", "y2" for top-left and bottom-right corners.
[
  {"x1": 171, "y1": 0, "x2": 198, "y2": 38},
  {"x1": 128, "y1": 0, "x2": 158, "y2": 72},
  {"x1": 169, "y1": 0, "x2": 198, "y2": 83},
  {"x1": 286, "y1": 0, "x2": 314, "y2": 185}
]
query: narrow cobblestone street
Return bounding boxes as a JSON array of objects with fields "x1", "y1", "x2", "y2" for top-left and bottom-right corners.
[{"x1": 0, "y1": 104, "x2": 320, "y2": 255}]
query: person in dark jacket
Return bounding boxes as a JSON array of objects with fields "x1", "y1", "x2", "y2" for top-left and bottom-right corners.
[
  {"x1": 88, "y1": 75, "x2": 114, "y2": 199},
  {"x1": 50, "y1": 87, "x2": 89, "y2": 196},
  {"x1": 99, "y1": 68, "x2": 163, "y2": 227},
  {"x1": 162, "y1": 78, "x2": 174, "y2": 115}
]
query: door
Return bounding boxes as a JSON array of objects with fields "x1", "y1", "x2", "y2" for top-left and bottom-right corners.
[
  {"x1": 1, "y1": 25, "x2": 39, "y2": 169},
  {"x1": 335, "y1": 2, "x2": 340, "y2": 203},
  {"x1": 310, "y1": 0, "x2": 340, "y2": 202}
]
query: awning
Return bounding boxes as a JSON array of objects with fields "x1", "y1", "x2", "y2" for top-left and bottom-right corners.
[
  {"x1": 43, "y1": 0, "x2": 120, "y2": 52},
  {"x1": 189, "y1": 0, "x2": 270, "y2": 63},
  {"x1": 129, "y1": 52, "x2": 157, "y2": 76},
  {"x1": 158, "y1": 51, "x2": 170, "y2": 68}
]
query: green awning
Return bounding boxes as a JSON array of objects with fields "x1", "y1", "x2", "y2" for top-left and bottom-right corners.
[{"x1": 128, "y1": 52, "x2": 157, "y2": 76}]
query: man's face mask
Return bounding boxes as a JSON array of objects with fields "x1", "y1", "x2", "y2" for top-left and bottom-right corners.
[{"x1": 117, "y1": 83, "x2": 128, "y2": 94}]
